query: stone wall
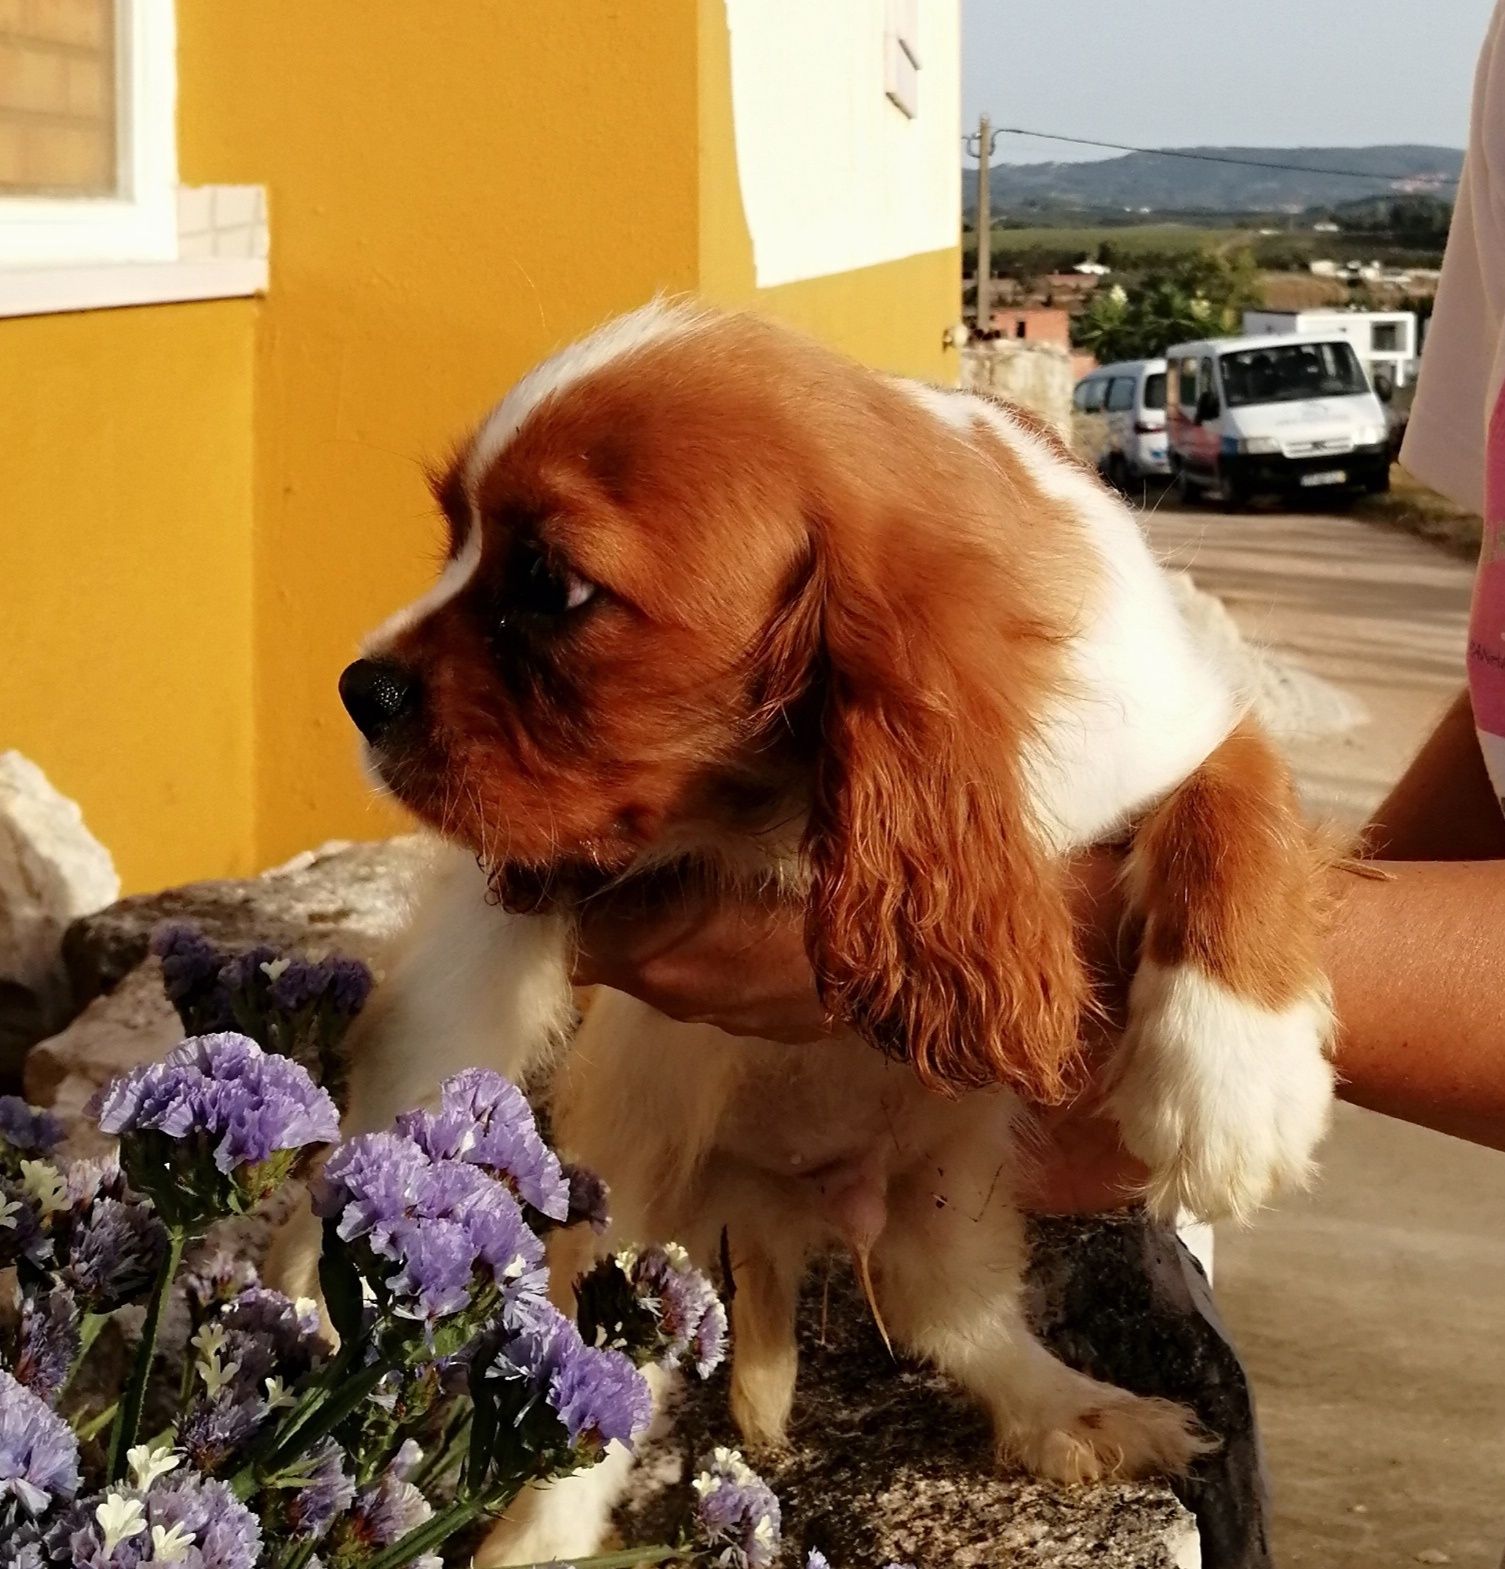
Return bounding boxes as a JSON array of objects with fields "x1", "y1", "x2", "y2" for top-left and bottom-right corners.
[{"x1": 961, "y1": 340, "x2": 1075, "y2": 436}]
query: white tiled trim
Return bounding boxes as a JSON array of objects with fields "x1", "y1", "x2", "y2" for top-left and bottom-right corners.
[{"x1": 0, "y1": 185, "x2": 268, "y2": 320}]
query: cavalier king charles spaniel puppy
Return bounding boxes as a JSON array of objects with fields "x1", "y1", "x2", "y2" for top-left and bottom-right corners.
[{"x1": 277, "y1": 300, "x2": 1333, "y2": 1558}]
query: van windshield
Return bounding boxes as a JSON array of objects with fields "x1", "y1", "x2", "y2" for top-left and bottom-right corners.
[
  {"x1": 1142, "y1": 372, "x2": 1166, "y2": 410},
  {"x1": 1219, "y1": 341, "x2": 1368, "y2": 408}
]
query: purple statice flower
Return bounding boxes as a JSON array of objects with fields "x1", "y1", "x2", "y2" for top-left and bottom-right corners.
[
  {"x1": 180, "y1": 1247, "x2": 261, "y2": 1323},
  {"x1": 274, "y1": 1438, "x2": 353, "y2": 1541},
  {"x1": 43, "y1": 1472, "x2": 262, "y2": 1569},
  {"x1": 0, "y1": 1098, "x2": 62, "y2": 1159},
  {"x1": 631, "y1": 1245, "x2": 727, "y2": 1377},
  {"x1": 314, "y1": 1130, "x2": 545, "y2": 1336},
  {"x1": 92, "y1": 1034, "x2": 340, "y2": 1217},
  {"x1": 693, "y1": 1446, "x2": 781, "y2": 1569},
  {"x1": 562, "y1": 1161, "x2": 610, "y2": 1233},
  {"x1": 267, "y1": 954, "x2": 373, "y2": 1020},
  {"x1": 217, "y1": 1287, "x2": 326, "y2": 1390},
  {"x1": 0, "y1": 1368, "x2": 81, "y2": 1520},
  {"x1": 13, "y1": 1289, "x2": 80, "y2": 1404},
  {"x1": 487, "y1": 1300, "x2": 652, "y2": 1462},
  {"x1": 397, "y1": 1069, "x2": 568, "y2": 1224},
  {"x1": 178, "y1": 1394, "x2": 263, "y2": 1477},
  {"x1": 325, "y1": 1470, "x2": 439, "y2": 1568},
  {"x1": 151, "y1": 923, "x2": 235, "y2": 1034},
  {"x1": 575, "y1": 1244, "x2": 727, "y2": 1380},
  {"x1": 61, "y1": 1195, "x2": 168, "y2": 1312}
]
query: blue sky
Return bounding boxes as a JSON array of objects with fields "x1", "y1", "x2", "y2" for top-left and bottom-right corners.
[{"x1": 962, "y1": 1, "x2": 1493, "y2": 160}]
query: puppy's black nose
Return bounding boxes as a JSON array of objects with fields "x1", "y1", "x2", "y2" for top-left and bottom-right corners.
[{"x1": 339, "y1": 658, "x2": 421, "y2": 742}]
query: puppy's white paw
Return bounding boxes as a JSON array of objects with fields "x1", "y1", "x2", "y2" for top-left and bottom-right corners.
[
  {"x1": 1110, "y1": 960, "x2": 1335, "y2": 1224},
  {"x1": 1001, "y1": 1388, "x2": 1214, "y2": 1483}
]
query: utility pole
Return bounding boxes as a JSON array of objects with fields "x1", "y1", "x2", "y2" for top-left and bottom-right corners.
[{"x1": 964, "y1": 114, "x2": 1001, "y2": 330}]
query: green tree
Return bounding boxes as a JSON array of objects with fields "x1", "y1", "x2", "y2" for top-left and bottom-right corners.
[{"x1": 1071, "y1": 249, "x2": 1261, "y2": 361}]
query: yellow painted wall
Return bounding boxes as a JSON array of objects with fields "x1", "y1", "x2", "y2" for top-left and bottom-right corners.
[
  {"x1": 177, "y1": 1, "x2": 706, "y2": 867},
  {"x1": 2, "y1": 3, "x2": 959, "y2": 893},
  {"x1": 0, "y1": 301, "x2": 255, "y2": 891}
]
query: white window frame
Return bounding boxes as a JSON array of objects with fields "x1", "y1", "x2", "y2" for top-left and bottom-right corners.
[{"x1": 0, "y1": 0, "x2": 178, "y2": 268}]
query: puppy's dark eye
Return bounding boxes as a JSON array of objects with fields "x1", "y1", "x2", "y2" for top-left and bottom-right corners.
[{"x1": 513, "y1": 545, "x2": 596, "y2": 617}]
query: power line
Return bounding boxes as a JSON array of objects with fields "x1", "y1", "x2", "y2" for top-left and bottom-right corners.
[{"x1": 972, "y1": 127, "x2": 1460, "y2": 186}]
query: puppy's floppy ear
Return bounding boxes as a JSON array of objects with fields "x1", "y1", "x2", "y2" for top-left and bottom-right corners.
[{"x1": 794, "y1": 504, "x2": 1088, "y2": 1101}]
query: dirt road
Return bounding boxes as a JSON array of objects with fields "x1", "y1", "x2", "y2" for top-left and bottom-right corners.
[{"x1": 1144, "y1": 505, "x2": 1505, "y2": 1569}]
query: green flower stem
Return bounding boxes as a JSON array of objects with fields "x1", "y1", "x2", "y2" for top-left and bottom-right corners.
[
  {"x1": 274, "y1": 1538, "x2": 320, "y2": 1569},
  {"x1": 75, "y1": 1399, "x2": 119, "y2": 1442},
  {"x1": 262, "y1": 1358, "x2": 390, "y2": 1469},
  {"x1": 63, "y1": 1310, "x2": 110, "y2": 1396},
  {"x1": 107, "y1": 1224, "x2": 186, "y2": 1480},
  {"x1": 500, "y1": 1547, "x2": 689, "y2": 1569},
  {"x1": 409, "y1": 1409, "x2": 472, "y2": 1491},
  {"x1": 231, "y1": 1329, "x2": 369, "y2": 1493}
]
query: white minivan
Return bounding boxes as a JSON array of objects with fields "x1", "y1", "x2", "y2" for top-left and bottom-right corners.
[
  {"x1": 1164, "y1": 332, "x2": 1391, "y2": 508},
  {"x1": 1071, "y1": 358, "x2": 1170, "y2": 486}
]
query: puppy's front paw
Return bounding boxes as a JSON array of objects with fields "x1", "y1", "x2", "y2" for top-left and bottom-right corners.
[
  {"x1": 1001, "y1": 1388, "x2": 1214, "y2": 1483},
  {"x1": 1110, "y1": 961, "x2": 1335, "y2": 1224}
]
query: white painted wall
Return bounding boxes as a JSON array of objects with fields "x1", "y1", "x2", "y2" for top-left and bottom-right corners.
[{"x1": 723, "y1": 0, "x2": 961, "y2": 288}]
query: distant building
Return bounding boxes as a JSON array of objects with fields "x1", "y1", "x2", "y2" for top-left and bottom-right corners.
[
  {"x1": 989, "y1": 306, "x2": 1071, "y2": 348},
  {"x1": 1242, "y1": 307, "x2": 1420, "y2": 388}
]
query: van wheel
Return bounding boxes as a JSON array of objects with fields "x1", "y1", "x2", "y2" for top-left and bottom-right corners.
[
  {"x1": 1173, "y1": 463, "x2": 1199, "y2": 506},
  {"x1": 1365, "y1": 467, "x2": 1392, "y2": 496},
  {"x1": 1105, "y1": 454, "x2": 1130, "y2": 495}
]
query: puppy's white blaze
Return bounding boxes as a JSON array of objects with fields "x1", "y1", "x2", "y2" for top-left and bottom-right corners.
[
  {"x1": 1110, "y1": 959, "x2": 1336, "y2": 1225},
  {"x1": 463, "y1": 296, "x2": 707, "y2": 494},
  {"x1": 891, "y1": 381, "x2": 1240, "y2": 853},
  {"x1": 364, "y1": 517, "x2": 484, "y2": 652},
  {"x1": 364, "y1": 300, "x2": 704, "y2": 654}
]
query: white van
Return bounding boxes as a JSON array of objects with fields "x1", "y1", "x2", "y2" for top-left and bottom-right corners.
[
  {"x1": 1164, "y1": 333, "x2": 1391, "y2": 508},
  {"x1": 1071, "y1": 358, "x2": 1170, "y2": 486}
]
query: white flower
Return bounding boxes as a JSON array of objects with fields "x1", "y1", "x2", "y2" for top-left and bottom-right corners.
[
  {"x1": 127, "y1": 1438, "x2": 182, "y2": 1491},
  {"x1": 1108, "y1": 283, "x2": 1129, "y2": 306},
  {"x1": 259, "y1": 957, "x2": 292, "y2": 982},
  {"x1": 96, "y1": 1491, "x2": 146, "y2": 1552},
  {"x1": 191, "y1": 1322, "x2": 240, "y2": 1398},
  {"x1": 150, "y1": 1521, "x2": 196, "y2": 1562},
  {"x1": 293, "y1": 1296, "x2": 319, "y2": 1321},
  {"x1": 0, "y1": 1195, "x2": 20, "y2": 1230},
  {"x1": 19, "y1": 1160, "x2": 68, "y2": 1219},
  {"x1": 264, "y1": 1376, "x2": 296, "y2": 1411},
  {"x1": 662, "y1": 1242, "x2": 692, "y2": 1271}
]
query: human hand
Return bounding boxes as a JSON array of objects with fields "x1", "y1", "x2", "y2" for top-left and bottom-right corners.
[{"x1": 571, "y1": 853, "x2": 1147, "y2": 1211}]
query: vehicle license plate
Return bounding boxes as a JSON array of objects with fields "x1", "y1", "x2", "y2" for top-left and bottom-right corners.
[{"x1": 1300, "y1": 469, "x2": 1346, "y2": 487}]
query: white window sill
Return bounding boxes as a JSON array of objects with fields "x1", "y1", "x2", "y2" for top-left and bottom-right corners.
[{"x1": 0, "y1": 256, "x2": 267, "y2": 320}]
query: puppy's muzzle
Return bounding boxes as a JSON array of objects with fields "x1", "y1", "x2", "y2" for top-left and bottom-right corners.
[{"x1": 339, "y1": 657, "x2": 422, "y2": 744}]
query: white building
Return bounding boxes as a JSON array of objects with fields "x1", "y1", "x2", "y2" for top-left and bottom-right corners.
[{"x1": 1242, "y1": 307, "x2": 1420, "y2": 388}]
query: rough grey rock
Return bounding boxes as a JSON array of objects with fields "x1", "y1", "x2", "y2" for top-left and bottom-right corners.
[
  {"x1": 31, "y1": 836, "x2": 433, "y2": 1150},
  {"x1": 0, "y1": 751, "x2": 119, "y2": 1080},
  {"x1": 62, "y1": 835, "x2": 432, "y2": 1008},
  {"x1": 616, "y1": 1236, "x2": 1225, "y2": 1568}
]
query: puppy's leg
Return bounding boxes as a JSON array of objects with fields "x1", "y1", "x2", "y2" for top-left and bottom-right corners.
[
  {"x1": 724, "y1": 1233, "x2": 803, "y2": 1450},
  {"x1": 1110, "y1": 718, "x2": 1335, "y2": 1223},
  {"x1": 874, "y1": 1143, "x2": 1209, "y2": 1482},
  {"x1": 264, "y1": 843, "x2": 574, "y2": 1299}
]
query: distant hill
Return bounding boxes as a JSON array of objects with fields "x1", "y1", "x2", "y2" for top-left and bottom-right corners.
[{"x1": 962, "y1": 144, "x2": 1462, "y2": 216}]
